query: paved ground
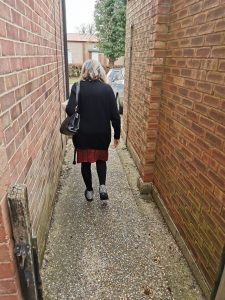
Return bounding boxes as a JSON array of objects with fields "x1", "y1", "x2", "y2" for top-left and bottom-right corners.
[{"x1": 41, "y1": 139, "x2": 205, "y2": 300}]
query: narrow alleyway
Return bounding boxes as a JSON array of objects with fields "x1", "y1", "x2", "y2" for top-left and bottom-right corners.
[{"x1": 41, "y1": 139, "x2": 205, "y2": 300}]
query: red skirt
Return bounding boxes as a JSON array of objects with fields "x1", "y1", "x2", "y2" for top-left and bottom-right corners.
[{"x1": 76, "y1": 149, "x2": 108, "y2": 163}]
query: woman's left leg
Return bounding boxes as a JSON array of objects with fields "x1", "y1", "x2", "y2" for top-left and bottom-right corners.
[
  {"x1": 96, "y1": 160, "x2": 107, "y2": 185},
  {"x1": 96, "y1": 160, "x2": 108, "y2": 200}
]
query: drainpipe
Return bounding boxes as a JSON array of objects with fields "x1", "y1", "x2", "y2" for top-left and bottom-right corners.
[
  {"x1": 61, "y1": 0, "x2": 69, "y2": 99},
  {"x1": 125, "y1": 23, "x2": 134, "y2": 146}
]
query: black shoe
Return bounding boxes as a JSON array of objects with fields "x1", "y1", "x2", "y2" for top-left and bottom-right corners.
[
  {"x1": 85, "y1": 189, "x2": 94, "y2": 202},
  {"x1": 99, "y1": 185, "x2": 109, "y2": 200}
]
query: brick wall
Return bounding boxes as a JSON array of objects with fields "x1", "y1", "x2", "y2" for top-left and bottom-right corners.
[
  {"x1": 124, "y1": 0, "x2": 170, "y2": 182},
  {"x1": 0, "y1": 0, "x2": 66, "y2": 298},
  {"x1": 155, "y1": 0, "x2": 225, "y2": 289},
  {"x1": 125, "y1": 0, "x2": 225, "y2": 295}
]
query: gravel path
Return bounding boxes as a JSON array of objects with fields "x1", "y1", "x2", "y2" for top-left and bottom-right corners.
[{"x1": 41, "y1": 139, "x2": 205, "y2": 300}]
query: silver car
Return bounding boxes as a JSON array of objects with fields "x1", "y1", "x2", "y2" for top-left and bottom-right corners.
[{"x1": 107, "y1": 68, "x2": 124, "y2": 114}]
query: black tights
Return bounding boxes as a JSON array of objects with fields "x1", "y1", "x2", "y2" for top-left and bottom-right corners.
[{"x1": 81, "y1": 160, "x2": 107, "y2": 191}]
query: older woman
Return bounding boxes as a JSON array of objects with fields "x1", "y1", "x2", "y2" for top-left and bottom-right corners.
[{"x1": 66, "y1": 60, "x2": 121, "y2": 202}]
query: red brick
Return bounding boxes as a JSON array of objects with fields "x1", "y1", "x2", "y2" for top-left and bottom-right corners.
[
  {"x1": 195, "y1": 137, "x2": 211, "y2": 153},
  {"x1": 0, "y1": 77, "x2": 5, "y2": 94},
  {"x1": 11, "y1": 10, "x2": 22, "y2": 27},
  {"x1": 10, "y1": 103, "x2": 22, "y2": 121},
  {"x1": 191, "y1": 122, "x2": 205, "y2": 136},
  {"x1": 0, "y1": 226, "x2": 7, "y2": 242},
  {"x1": 208, "y1": 170, "x2": 225, "y2": 190},
  {"x1": 212, "y1": 46, "x2": 225, "y2": 58},
  {"x1": 17, "y1": 71, "x2": 27, "y2": 85},
  {"x1": 201, "y1": 59, "x2": 218, "y2": 70},
  {"x1": 186, "y1": 27, "x2": 198, "y2": 36},
  {"x1": 4, "y1": 0, "x2": 16, "y2": 6},
  {"x1": 207, "y1": 5, "x2": 225, "y2": 21},
  {"x1": 186, "y1": 110, "x2": 199, "y2": 122},
  {"x1": 183, "y1": 48, "x2": 195, "y2": 57},
  {"x1": 209, "y1": 158, "x2": 220, "y2": 175},
  {"x1": 196, "y1": 47, "x2": 211, "y2": 58},
  {"x1": 191, "y1": 36, "x2": 204, "y2": 46},
  {"x1": 188, "y1": 3, "x2": 202, "y2": 16},
  {"x1": 205, "y1": 131, "x2": 223, "y2": 148},
  {"x1": 212, "y1": 149, "x2": 225, "y2": 166},
  {"x1": 0, "y1": 92, "x2": 16, "y2": 112},
  {"x1": 194, "y1": 103, "x2": 208, "y2": 115},
  {"x1": 198, "y1": 22, "x2": 214, "y2": 35},
  {"x1": 1, "y1": 40, "x2": 15, "y2": 57},
  {"x1": 211, "y1": 209, "x2": 225, "y2": 231},
  {"x1": 14, "y1": 43, "x2": 25, "y2": 56},
  {"x1": 208, "y1": 108, "x2": 225, "y2": 126},
  {"x1": 4, "y1": 121, "x2": 19, "y2": 145},
  {"x1": 181, "y1": 68, "x2": 192, "y2": 77},
  {"x1": 10, "y1": 58, "x2": 22, "y2": 72},
  {"x1": 181, "y1": 17, "x2": 193, "y2": 28},
  {"x1": 0, "y1": 19, "x2": 7, "y2": 37},
  {"x1": 216, "y1": 124, "x2": 225, "y2": 139},
  {"x1": 0, "y1": 58, "x2": 12, "y2": 75},
  {"x1": 15, "y1": 0, "x2": 25, "y2": 15},
  {"x1": 203, "y1": 94, "x2": 220, "y2": 107},
  {"x1": 14, "y1": 86, "x2": 26, "y2": 101},
  {"x1": 193, "y1": 70, "x2": 206, "y2": 81},
  {"x1": 0, "y1": 279, "x2": 17, "y2": 294},
  {"x1": 182, "y1": 98, "x2": 193, "y2": 109},
  {"x1": 193, "y1": 157, "x2": 207, "y2": 173},
  {"x1": 0, "y1": 243, "x2": 12, "y2": 263},
  {"x1": 0, "y1": 262, "x2": 15, "y2": 279},
  {"x1": 6, "y1": 140, "x2": 15, "y2": 161},
  {"x1": 6, "y1": 23, "x2": 19, "y2": 40},
  {"x1": 214, "y1": 85, "x2": 225, "y2": 97},
  {"x1": 178, "y1": 8, "x2": 188, "y2": 18},
  {"x1": 203, "y1": 0, "x2": 220, "y2": 10},
  {"x1": 193, "y1": 12, "x2": 206, "y2": 25},
  {"x1": 218, "y1": 60, "x2": 225, "y2": 71},
  {"x1": 207, "y1": 71, "x2": 224, "y2": 84},
  {"x1": 184, "y1": 79, "x2": 196, "y2": 88},
  {"x1": 22, "y1": 16, "x2": 31, "y2": 31},
  {"x1": 188, "y1": 90, "x2": 202, "y2": 101},
  {"x1": 214, "y1": 19, "x2": 225, "y2": 32},
  {"x1": 205, "y1": 33, "x2": 224, "y2": 45},
  {"x1": 0, "y1": 2, "x2": 11, "y2": 22},
  {"x1": 199, "y1": 116, "x2": 215, "y2": 131},
  {"x1": 18, "y1": 28, "x2": 27, "y2": 42},
  {"x1": 0, "y1": 112, "x2": 12, "y2": 130},
  {"x1": 5, "y1": 75, "x2": 18, "y2": 91},
  {"x1": 196, "y1": 81, "x2": 212, "y2": 93}
]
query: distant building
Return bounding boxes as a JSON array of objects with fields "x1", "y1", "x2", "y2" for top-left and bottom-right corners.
[{"x1": 67, "y1": 33, "x2": 124, "y2": 68}]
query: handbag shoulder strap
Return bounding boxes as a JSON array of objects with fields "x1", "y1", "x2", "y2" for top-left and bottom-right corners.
[{"x1": 75, "y1": 82, "x2": 80, "y2": 109}]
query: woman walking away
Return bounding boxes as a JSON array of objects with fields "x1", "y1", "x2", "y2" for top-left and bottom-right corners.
[{"x1": 66, "y1": 59, "x2": 121, "y2": 202}]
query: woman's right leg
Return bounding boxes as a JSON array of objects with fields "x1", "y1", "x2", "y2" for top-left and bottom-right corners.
[
  {"x1": 81, "y1": 162, "x2": 93, "y2": 201},
  {"x1": 81, "y1": 162, "x2": 93, "y2": 191}
]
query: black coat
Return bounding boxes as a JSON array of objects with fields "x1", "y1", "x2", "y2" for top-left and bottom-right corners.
[{"x1": 66, "y1": 80, "x2": 121, "y2": 150}]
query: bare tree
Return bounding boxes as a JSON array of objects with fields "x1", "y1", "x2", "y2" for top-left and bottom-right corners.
[{"x1": 76, "y1": 23, "x2": 96, "y2": 35}]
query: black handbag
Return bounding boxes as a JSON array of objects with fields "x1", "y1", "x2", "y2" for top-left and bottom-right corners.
[{"x1": 60, "y1": 82, "x2": 80, "y2": 136}]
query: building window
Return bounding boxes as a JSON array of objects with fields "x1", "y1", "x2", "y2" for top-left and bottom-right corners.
[{"x1": 68, "y1": 50, "x2": 72, "y2": 64}]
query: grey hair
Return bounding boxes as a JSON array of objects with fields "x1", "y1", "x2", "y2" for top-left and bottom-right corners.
[{"x1": 80, "y1": 59, "x2": 107, "y2": 83}]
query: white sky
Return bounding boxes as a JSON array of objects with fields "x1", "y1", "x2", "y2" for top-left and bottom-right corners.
[{"x1": 65, "y1": 0, "x2": 96, "y2": 33}]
